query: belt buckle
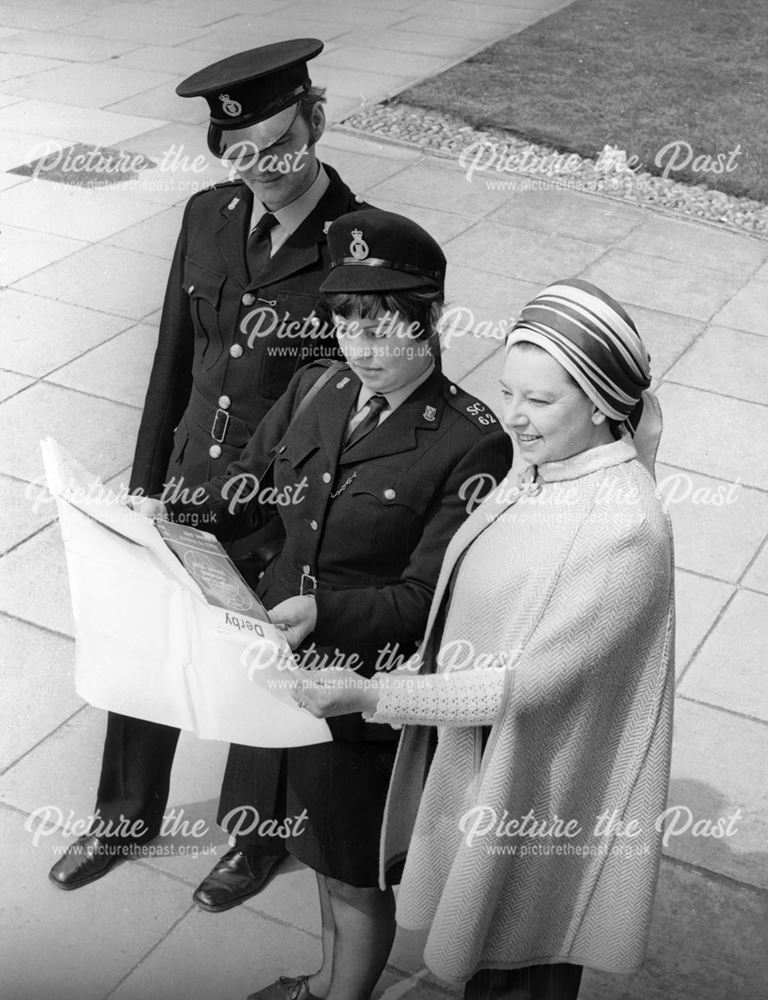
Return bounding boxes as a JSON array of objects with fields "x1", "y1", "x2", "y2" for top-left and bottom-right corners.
[
  {"x1": 211, "y1": 408, "x2": 230, "y2": 443},
  {"x1": 300, "y1": 572, "x2": 317, "y2": 596}
]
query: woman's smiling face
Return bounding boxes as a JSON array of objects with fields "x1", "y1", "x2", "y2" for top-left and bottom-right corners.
[{"x1": 500, "y1": 343, "x2": 612, "y2": 465}]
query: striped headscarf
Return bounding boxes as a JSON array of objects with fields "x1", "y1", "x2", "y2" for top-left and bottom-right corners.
[{"x1": 506, "y1": 278, "x2": 662, "y2": 473}]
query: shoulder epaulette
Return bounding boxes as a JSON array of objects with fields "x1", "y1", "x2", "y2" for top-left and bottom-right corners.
[{"x1": 443, "y1": 380, "x2": 501, "y2": 432}]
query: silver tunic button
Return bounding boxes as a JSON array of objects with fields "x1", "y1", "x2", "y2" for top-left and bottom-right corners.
[
  {"x1": 209, "y1": 444, "x2": 222, "y2": 459},
  {"x1": 218, "y1": 395, "x2": 231, "y2": 409},
  {"x1": 310, "y1": 519, "x2": 318, "y2": 531},
  {"x1": 242, "y1": 293, "x2": 255, "y2": 306},
  {"x1": 303, "y1": 564, "x2": 311, "y2": 574},
  {"x1": 229, "y1": 344, "x2": 243, "y2": 358},
  {"x1": 449, "y1": 384, "x2": 457, "y2": 395},
  {"x1": 188, "y1": 284, "x2": 195, "y2": 294},
  {"x1": 384, "y1": 488, "x2": 396, "y2": 500},
  {"x1": 322, "y1": 472, "x2": 331, "y2": 483},
  {"x1": 354, "y1": 194, "x2": 364, "y2": 203},
  {"x1": 278, "y1": 444, "x2": 287, "y2": 454}
]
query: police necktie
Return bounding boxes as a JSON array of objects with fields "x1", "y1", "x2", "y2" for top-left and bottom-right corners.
[
  {"x1": 247, "y1": 212, "x2": 278, "y2": 281},
  {"x1": 343, "y1": 394, "x2": 389, "y2": 452}
]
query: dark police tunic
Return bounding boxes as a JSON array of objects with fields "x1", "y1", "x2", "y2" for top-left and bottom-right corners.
[
  {"x1": 168, "y1": 361, "x2": 514, "y2": 884},
  {"x1": 95, "y1": 166, "x2": 370, "y2": 840},
  {"x1": 130, "y1": 164, "x2": 366, "y2": 495}
]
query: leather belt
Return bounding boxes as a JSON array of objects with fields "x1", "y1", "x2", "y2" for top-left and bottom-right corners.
[{"x1": 186, "y1": 384, "x2": 254, "y2": 449}]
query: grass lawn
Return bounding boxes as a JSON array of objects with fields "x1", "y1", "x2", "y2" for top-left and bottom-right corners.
[{"x1": 397, "y1": 0, "x2": 768, "y2": 201}]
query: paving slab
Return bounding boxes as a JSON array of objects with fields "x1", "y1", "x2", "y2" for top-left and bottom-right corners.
[
  {"x1": 310, "y1": 63, "x2": 414, "y2": 103},
  {"x1": 0, "y1": 523, "x2": 76, "y2": 636},
  {"x1": 0, "y1": 472, "x2": 58, "y2": 554},
  {"x1": 355, "y1": 194, "x2": 475, "y2": 245},
  {"x1": 622, "y1": 305, "x2": 703, "y2": 378},
  {"x1": 2, "y1": 62, "x2": 177, "y2": 109},
  {"x1": 45, "y1": 322, "x2": 159, "y2": 408},
  {"x1": 0, "y1": 380, "x2": 139, "y2": 483},
  {"x1": 0, "y1": 52, "x2": 65, "y2": 80},
  {"x1": 105, "y1": 83, "x2": 209, "y2": 127},
  {"x1": 582, "y1": 248, "x2": 738, "y2": 321},
  {"x1": 2, "y1": 289, "x2": 131, "y2": 377},
  {"x1": 106, "y1": 203, "x2": 185, "y2": 260},
  {"x1": 0, "y1": 371, "x2": 33, "y2": 403},
  {"x1": 319, "y1": 144, "x2": 414, "y2": 195},
  {"x1": 0, "y1": 180, "x2": 168, "y2": 241},
  {"x1": 0, "y1": 616, "x2": 80, "y2": 772},
  {"x1": 667, "y1": 698, "x2": 768, "y2": 889},
  {"x1": 367, "y1": 158, "x2": 513, "y2": 215},
  {"x1": 178, "y1": 16, "x2": 353, "y2": 57},
  {"x1": 108, "y1": 905, "x2": 319, "y2": 1000},
  {"x1": 0, "y1": 98, "x2": 168, "y2": 146},
  {"x1": 112, "y1": 43, "x2": 239, "y2": 77},
  {"x1": 0, "y1": 128, "x2": 63, "y2": 172},
  {"x1": 59, "y1": 14, "x2": 208, "y2": 47},
  {"x1": 341, "y1": 25, "x2": 498, "y2": 59},
  {"x1": 742, "y1": 541, "x2": 768, "y2": 594},
  {"x1": 655, "y1": 383, "x2": 768, "y2": 491},
  {"x1": 673, "y1": 570, "x2": 734, "y2": 679},
  {"x1": 0, "y1": 6, "x2": 86, "y2": 31},
  {"x1": 665, "y1": 325, "x2": 768, "y2": 406},
  {"x1": 0, "y1": 30, "x2": 141, "y2": 62},
  {"x1": 394, "y1": 14, "x2": 532, "y2": 40},
  {"x1": 711, "y1": 277, "x2": 768, "y2": 336},
  {"x1": 579, "y1": 859, "x2": 768, "y2": 1000},
  {"x1": 656, "y1": 463, "x2": 768, "y2": 583},
  {"x1": 13, "y1": 243, "x2": 170, "y2": 318},
  {"x1": 488, "y1": 187, "x2": 647, "y2": 245},
  {"x1": 678, "y1": 589, "x2": 768, "y2": 722},
  {"x1": 443, "y1": 265, "x2": 539, "y2": 380},
  {"x1": 615, "y1": 213, "x2": 768, "y2": 275},
  {"x1": 0, "y1": 804, "x2": 195, "y2": 1000},
  {"x1": 0, "y1": 224, "x2": 85, "y2": 285},
  {"x1": 444, "y1": 220, "x2": 607, "y2": 283},
  {"x1": 287, "y1": 2, "x2": 416, "y2": 27},
  {"x1": 317, "y1": 46, "x2": 449, "y2": 79},
  {"x1": 456, "y1": 349, "x2": 505, "y2": 418}
]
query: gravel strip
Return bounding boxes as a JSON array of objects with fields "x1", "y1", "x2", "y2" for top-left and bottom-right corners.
[{"x1": 341, "y1": 103, "x2": 768, "y2": 241}]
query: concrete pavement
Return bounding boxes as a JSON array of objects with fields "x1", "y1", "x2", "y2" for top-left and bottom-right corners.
[{"x1": 1, "y1": 2, "x2": 766, "y2": 998}]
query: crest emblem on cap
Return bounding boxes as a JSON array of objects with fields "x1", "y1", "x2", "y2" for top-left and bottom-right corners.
[
  {"x1": 219, "y1": 93, "x2": 243, "y2": 118},
  {"x1": 423, "y1": 405, "x2": 437, "y2": 422},
  {"x1": 349, "y1": 228, "x2": 369, "y2": 261}
]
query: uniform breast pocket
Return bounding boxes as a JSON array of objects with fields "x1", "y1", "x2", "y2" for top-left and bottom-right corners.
[
  {"x1": 257, "y1": 291, "x2": 329, "y2": 401},
  {"x1": 183, "y1": 260, "x2": 226, "y2": 370},
  {"x1": 345, "y1": 473, "x2": 434, "y2": 550}
]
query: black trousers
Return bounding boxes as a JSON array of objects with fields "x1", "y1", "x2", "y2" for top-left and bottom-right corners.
[
  {"x1": 464, "y1": 965, "x2": 583, "y2": 1000},
  {"x1": 94, "y1": 712, "x2": 285, "y2": 855},
  {"x1": 94, "y1": 712, "x2": 181, "y2": 841}
]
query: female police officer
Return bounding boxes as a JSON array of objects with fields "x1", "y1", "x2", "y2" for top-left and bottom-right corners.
[{"x1": 147, "y1": 210, "x2": 512, "y2": 1000}]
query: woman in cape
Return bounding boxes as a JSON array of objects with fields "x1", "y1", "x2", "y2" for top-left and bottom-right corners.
[{"x1": 296, "y1": 278, "x2": 675, "y2": 1000}]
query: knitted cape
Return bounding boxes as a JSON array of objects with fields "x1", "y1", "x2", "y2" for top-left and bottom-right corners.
[{"x1": 378, "y1": 438, "x2": 675, "y2": 982}]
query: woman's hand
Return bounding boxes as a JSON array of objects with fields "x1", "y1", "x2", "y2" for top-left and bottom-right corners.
[
  {"x1": 292, "y1": 669, "x2": 379, "y2": 718},
  {"x1": 268, "y1": 595, "x2": 317, "y2": 650},
  {"x1": 125, "y1": 495, "x2": 168, "y2": 519}
]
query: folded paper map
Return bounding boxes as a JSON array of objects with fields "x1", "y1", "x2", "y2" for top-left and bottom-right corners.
[{"x1": 41, "y1": 438, "x2": 330, "y2": 747}]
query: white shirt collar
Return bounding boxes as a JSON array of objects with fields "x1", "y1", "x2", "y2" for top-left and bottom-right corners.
[
  {"x1": 249, "y1": 164, "x2": 329, "y2": 255},
  {"x1": 356, "y1": 359, "x2": 436, "y2": 416}
]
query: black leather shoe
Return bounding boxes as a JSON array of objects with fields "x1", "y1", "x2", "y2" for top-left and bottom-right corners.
[
  {"x1": 48, "y1": 834, "x2": 121, "y2": 890},
  {"x1": 193, "y1": 849, "x2": 283, "y2": 912},
  {"x1": 247, "y1": 975, "x2": 323, "y2": 1000}
]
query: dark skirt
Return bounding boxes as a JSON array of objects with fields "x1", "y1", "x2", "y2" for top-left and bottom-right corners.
[
  {"x1": 464, "y1": 965, "x2": 583, "y2": 1000},
  {"x1": 217, "y1": 739, "x2": 400, "y2": 887}
]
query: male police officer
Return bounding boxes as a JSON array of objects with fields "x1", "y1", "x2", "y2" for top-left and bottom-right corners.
[{"x1": 49, "y1": 39, "x2": 371, "y2": 897}]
